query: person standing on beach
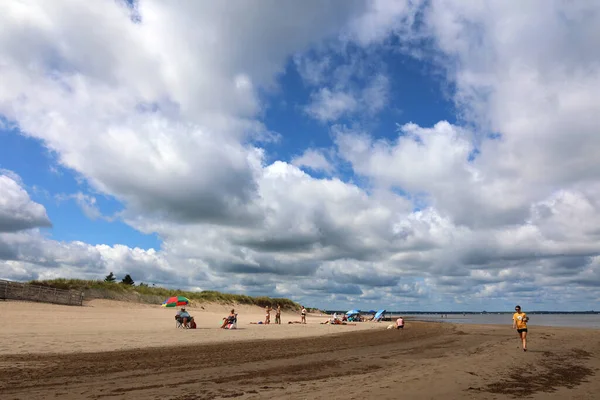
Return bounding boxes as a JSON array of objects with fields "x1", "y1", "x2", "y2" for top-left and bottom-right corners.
[
  {"x1": 512, "y1": 305, "x2": 529, "y2": 351},
  {"x1": 275, "y1": 304, "x2": 281, "y2": 324},
  {"x1": 301, "y1": 306, "x2": 307, "y2": 324},
  {"x1": 265, "y1": 305, "x2": 272, "y2": 324}
]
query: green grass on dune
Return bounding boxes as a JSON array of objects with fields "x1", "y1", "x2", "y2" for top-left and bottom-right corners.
[{"x1": 28, "y1": 279, "x2": 302, "y2": 310}]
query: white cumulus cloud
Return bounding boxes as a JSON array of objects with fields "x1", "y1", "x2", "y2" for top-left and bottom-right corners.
[
  {"x1": 0, "y1": 173, "x2": 52, "y2": 233},
  {"x1": 0, "y1": 1, "x2": 599, "y2": 309}
]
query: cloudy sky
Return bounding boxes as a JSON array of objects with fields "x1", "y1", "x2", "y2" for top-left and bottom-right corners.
[{"x1": 1, "y1": 1, "x2": 599, "y2": 311}]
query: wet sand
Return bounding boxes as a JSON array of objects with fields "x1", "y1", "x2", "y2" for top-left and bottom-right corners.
[{"x1": 1, "y1": 301, "x2": 599, "y2": 399}]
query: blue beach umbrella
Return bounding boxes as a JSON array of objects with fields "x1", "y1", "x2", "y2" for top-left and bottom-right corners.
[
  {"x1": 346, "y1": 309, "x2": 361, "y2": 315},
  {"x1": 374, "y1": 309, "x2": 386, "y2": 320}
]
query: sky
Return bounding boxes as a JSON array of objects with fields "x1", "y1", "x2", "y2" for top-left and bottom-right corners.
[{"x1": 1, "y1": 0, "x2": 600, "y2": 311}]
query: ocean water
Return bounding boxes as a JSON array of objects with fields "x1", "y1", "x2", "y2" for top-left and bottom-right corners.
[{"x1": 403, "y1": 314, "x2": 600, "y2": 329}]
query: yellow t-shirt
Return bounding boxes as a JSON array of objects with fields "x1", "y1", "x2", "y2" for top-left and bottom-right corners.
[{"x1": 513, "y1": 312, "x2": 528, "y2": 329}]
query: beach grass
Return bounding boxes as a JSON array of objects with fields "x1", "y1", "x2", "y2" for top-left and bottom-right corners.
[{"x1": 28, "y1": 279, "x2": 301, "y2": 310}]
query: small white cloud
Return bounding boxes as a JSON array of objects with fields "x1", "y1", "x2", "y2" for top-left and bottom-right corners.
[
  {"x1": 362, "y1": 73, "x2": 389, "y2": 114},
  {"x1": 303, "y1": 72, "x2": 390, "y2": 123},
  {"x1": 304, "y1": 88, "x2": 358, "y2": 122},
  {"x1": 0, "y1": 172, "x2": 52, "y2": 233},
  {"x1": 294, "y1": 54, "x2": 331, "y2": 86},
  {"x1": 291, "y1": 148, "x2": 334, "y2": 174},
  {"x1": 348, "y1": 0, "x2": 421, "y2": 45},
  {"x1": 72, "y1": 192, "x2": 103, "y2": 221},
  {"x1": 55, "y1": 192, "x2": 106, "y2": 221}
]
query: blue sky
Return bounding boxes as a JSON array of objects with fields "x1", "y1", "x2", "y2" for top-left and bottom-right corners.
[
  {"x1": 0, "y1": 129, "x2": 160, "y2": 248},
  {"x1": 0, "y1": 1, "x2": 599, "y2": 310},
  {"x1": 1, "y1": 45, "x2": 455, "y2": 248}
]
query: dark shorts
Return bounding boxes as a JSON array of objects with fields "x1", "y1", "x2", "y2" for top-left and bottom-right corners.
[
  {"x1": 397, "y1": 325, "x2": 404, "y2": 329},
  {"x1": 517, "y1": 328, "x2": 528, "y2": 333}
]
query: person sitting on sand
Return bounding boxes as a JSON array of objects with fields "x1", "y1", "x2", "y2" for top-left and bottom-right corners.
[
  {"x1": 301, "y1": 306, "x2": 307, "y2": 324},
  {"x1": 221, "y1": 309, "x2": 237, "y2": 329},
  {"x1": 275, "y1": 304, "x2": 281, "y2": 325},
  {"x1": 265, "y1": 306, "x2": 272, "y2": 324},
  {"x1": 176, "y1": 308, "x2": 192, "y2": 328},
  {"x1": 396, "y1": 316, "x2": 404, "y2": 330}
]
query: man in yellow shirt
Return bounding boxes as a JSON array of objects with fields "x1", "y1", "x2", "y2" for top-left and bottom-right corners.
[{"x1": 512, "y1": 305, "x2": 529, "y2": 352}]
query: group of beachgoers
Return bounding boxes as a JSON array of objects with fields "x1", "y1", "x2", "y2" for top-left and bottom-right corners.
[
  {"x1": 261, "y1": 304, "x2": 308, "y2": 324},
  {"x1": 176, "y1": 305, "x2": 310, "y2": 329},
  {"x1": 319, "y1": 312, "x2": 405, "y2": 329},
  {"x1": 177, "y1": 304, "x2": 529, "y2": 350},
  {"x1": 175, "y1": 307, "x2": 238, "y2": 329}
]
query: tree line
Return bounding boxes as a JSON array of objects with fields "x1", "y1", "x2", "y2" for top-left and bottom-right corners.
[{"x1": 104, "y1": 272, "x2": 135, "y2": 285}]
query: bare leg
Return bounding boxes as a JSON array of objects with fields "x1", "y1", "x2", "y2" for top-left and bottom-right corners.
[
  {"x1": 522, "y1": 331, "x2": 527, "y2": 351},
  {"x1": 183, "y1": 318, "x2": 188, "y2": 328}
]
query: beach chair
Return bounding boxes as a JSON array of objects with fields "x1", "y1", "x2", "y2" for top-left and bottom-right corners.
[
  {"x1": 175, "y1": 315, "x2": 194, "y2": 329},
  {"x1": 224, "y1": 314, "x2": 238, "y2": 329}
]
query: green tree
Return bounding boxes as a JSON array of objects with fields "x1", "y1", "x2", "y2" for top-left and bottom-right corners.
[
  {"x1": 121, "y1": 274, "x2": 135, "y2": 285},
  {"x1": 104, "y1": 272, "x2": 116, "y2": 282}
]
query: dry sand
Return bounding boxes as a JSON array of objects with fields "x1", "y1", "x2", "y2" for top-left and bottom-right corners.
[
  {"x1": 0, "y1": 300, "x2": 377, "y2": 355},
  {"x1": 1, "y1": 300, "x2": 599, "y2": 399}
]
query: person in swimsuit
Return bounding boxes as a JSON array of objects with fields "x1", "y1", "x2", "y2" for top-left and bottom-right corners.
[
  {"x1": 512, "y1": 305, "x2": 529, "y2": 351},
  {"x1": 396, "y1": 316, "x2": 404, "y2": 330},
  {"x1": 221, "y1": 309, "x2": 236, "y2": 329},
  {"x1": 275, "y1": 304, "x2": 281, "y2": 324},
  {"x1": 301, "y1": 306, "x2": 307, "y2": 324},
  {"x1": 265, "y1": 306, "x2": 272, "y2": 324}
]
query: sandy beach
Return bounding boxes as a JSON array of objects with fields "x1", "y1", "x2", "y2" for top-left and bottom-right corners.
[
  {"x1": 0, "y1": 300, "x2": 378, "y2": 355},
  {"x1": 1, "y1": 300, "x2": 599, "y2": 399}
]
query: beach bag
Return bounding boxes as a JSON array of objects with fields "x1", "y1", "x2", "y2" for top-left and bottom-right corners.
[{"x1": 190, "y1": 321, "x2": 197, "y2": 329}]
